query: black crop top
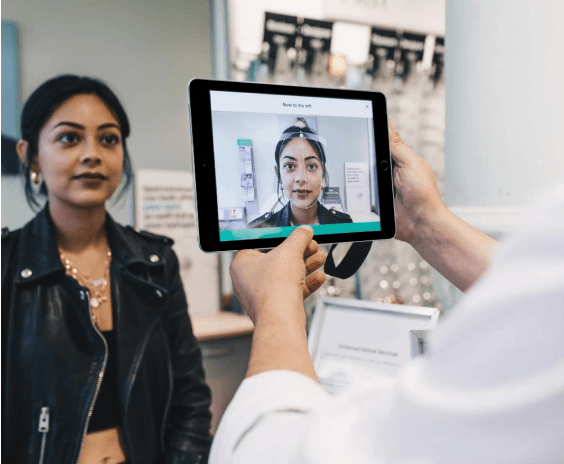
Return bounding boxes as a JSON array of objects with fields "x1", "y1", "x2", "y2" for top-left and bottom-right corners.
[{"x1": 88, "y1": 330, "x2": 121, "y2": 433}]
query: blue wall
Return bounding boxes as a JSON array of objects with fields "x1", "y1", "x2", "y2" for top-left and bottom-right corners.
[{"x1": 2, "y1": 21, "x2": 20, "y2": 138}]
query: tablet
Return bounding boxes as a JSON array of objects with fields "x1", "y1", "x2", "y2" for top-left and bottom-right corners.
[{"x1": 188, "y1": 79, "x2": 395, "y2": 252}]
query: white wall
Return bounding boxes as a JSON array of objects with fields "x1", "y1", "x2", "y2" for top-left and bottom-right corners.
[
  {"x1": 436, "y1": 0, "x2": 564, "y2": 309},
  {"x1": 445, "y1": 1, "x2": 564, "y2": 236},
  {"x1": 1, "y1": 0, "x2": 213, "y2": 229}
]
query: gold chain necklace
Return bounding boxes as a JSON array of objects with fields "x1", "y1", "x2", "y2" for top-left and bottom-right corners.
[{"x1": 60, "y1": 249, "x2": 112, "y2": 328}]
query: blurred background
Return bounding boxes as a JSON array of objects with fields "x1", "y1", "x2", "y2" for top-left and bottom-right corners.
[
  {"x1": 1, "y1": 0, "x2": 447, "y2": 317},
  {"x1": 216, "y1": 0, "x2": 447, "y2": 315}
]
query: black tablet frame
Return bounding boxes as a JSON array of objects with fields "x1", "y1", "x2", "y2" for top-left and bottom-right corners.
[{"x1": 188, "y1": 78, "x2": 395, "y2": 252}]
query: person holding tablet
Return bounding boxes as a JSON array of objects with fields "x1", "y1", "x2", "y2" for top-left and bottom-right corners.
[
  {"x1": 248, "y1": 118, "x2": 353, "y2": 228},
  {"x1": 2, "y1": 75, "x2": 212, "y2": 464},
  {"x1": 209, "y1": 120, "x2": 564, "y2": 463}
]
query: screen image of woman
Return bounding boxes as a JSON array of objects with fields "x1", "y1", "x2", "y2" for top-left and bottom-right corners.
[{"x1": 248, "y1": 118, "x2": 353, "y2": 228}]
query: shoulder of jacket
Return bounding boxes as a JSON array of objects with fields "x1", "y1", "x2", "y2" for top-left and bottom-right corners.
[
  {"x1": 125, "y1": 226, "x2": 175, "y2": 246},
  {"x1": 329, "y1": 209, "x2": 353, "y2": 222},
  {"x1": 2, "y1": 227, "x2": 21, "y2": 273},
  {"x1": 248, "y1": 211, "x2": 273, "y2": 228},
  {"x1": 1, "y1": 227, "x2": 21, "y2": 243}
]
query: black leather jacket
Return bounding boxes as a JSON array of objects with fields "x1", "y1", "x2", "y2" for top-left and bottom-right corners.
[
  {"x1": 2, "y1": 206, "x2": 212, "y2": 464},
  {"x1": 248, "y1": 202, "x2": 353, "y2": 228}
]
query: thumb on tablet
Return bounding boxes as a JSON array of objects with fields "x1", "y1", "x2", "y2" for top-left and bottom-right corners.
[
  {"x1": 388, "y1": 119, "x2": 416, "y2": 167},
  {"x1": 281, "y1": 225, "x2": 314, "y2": 256}
]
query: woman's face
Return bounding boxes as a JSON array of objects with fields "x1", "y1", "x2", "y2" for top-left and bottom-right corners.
[
  {"x1": 279, "y1": 137, "x2": 323, "y2": 209},
  {"x1": 33, "y1": 94, "x2": 124, "y2": 210}
]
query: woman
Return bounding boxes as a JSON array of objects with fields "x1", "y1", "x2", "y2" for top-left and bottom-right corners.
[
  {"x1": 248, "y1": 118, "x2": 352, "y2": 228},
  {"x1": 2, "y1": 75, "x2": 212, "y2": 464}
]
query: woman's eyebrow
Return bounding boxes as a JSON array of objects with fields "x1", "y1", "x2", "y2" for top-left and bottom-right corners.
[
  {"x1": 281, "y1": 155, "x2": 319, "y2": 161},
  {"x1": 50, "y1": 122, "x2": 120, "y2": 131},
  {"x1": 98, "y1": 123, "x2": 120, "y2": 131},
  {"x1": 51, "y1": 121, "x2": 85, "y2": 131}
]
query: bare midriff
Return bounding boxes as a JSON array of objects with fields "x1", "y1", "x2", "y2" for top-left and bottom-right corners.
[{"x1": 79, "y1": 428, "x2": 127, "y2": 464}]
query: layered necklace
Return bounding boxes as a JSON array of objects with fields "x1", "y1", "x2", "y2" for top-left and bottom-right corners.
[{"x1": 60, "y1": 248, "x2": 112, "y2": 328}]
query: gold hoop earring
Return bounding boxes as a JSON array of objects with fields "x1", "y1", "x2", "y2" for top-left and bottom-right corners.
[{"x1": 31, "y1": 171, "x2": 40, "y2": 185}]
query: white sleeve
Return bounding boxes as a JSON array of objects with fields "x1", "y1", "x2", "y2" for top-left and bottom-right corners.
[
  {"x1": 209, "y1": 370, "x2": 330, "y2": 464},
  {"x1": 303, "y1": 180, "x2": 564, "y2": 464},
  {"x1": 212, "y1": 181, "x2": 564, "y2": 464}
]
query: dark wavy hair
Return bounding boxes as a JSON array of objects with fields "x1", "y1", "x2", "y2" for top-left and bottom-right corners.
[
  {"x1": 274, "y1": 117, "x2": 329, "y2": 205},
  {"x1": 19, "y1": 74, "x2": 133, "y2": 210}
]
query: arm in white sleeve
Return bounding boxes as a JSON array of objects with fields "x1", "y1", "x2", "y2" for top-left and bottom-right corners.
[
  {"x1": 213, "y1": 180, "x2": 564, "y2": 464},
  {"x1": 209, "y1": 370, "x2": 329, "y2": 464},
  {"x1": 305, "y1": 180, "x2": 564, "y2": 464}
]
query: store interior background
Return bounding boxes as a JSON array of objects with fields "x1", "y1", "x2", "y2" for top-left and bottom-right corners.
[
  {"x1": 3, "y1": 0, "x2": 564, "y2": 432},
  {"x1": 218, "y1": 0, "x2": 448, "y2": 313},
  {"x1": 2, "y1": 0, "x2": 449, "y2": 316}
]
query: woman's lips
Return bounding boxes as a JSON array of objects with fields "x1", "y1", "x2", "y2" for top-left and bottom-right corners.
[
  {"x1": 74, "y1": 173, "x2": 107, "y2": 180},
  {"x1": 73, "y1": 173, "x2": 108, "y2": 186}
]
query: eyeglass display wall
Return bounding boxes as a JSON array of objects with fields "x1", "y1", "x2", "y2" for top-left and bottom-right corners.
[{"x1": 223, "y1": 11, "x2": 446, "y2": 314}]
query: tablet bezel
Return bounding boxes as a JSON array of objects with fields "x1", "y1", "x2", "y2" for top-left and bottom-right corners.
[{"x1": 188, "y1": 79, "x2": 395, "y2": 252}]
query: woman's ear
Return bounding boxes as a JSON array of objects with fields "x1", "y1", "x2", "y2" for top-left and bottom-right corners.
[
  {"x1": 17, "y1": 140, "x2": 40, "y2": 173},
  {"x1": 16, "y1": 139, "x2": 40, "y2": 172},
  {"x1": 16, "y1": 140, "x2": 29, "y2": 167}
]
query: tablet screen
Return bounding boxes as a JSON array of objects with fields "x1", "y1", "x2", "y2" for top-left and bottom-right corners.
[{"x1": 210, "y1": 90, "x2": 383, "y2": 242}]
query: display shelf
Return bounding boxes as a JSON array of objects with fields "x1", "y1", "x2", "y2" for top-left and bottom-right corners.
[{"x1": 191, "y1": 311, "x2": 254, "y2": 342}]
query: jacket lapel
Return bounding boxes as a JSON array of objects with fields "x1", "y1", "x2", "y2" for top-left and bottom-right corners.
[
  {"x1": 279, "y1": 202, "x2": 292, "y2": 226},
  {"x1": 317, "y1": 203, "x2": 337, "y2": 224},
  {"x1": 105, "y1": 217, "x2": 168, "y2": 414}
]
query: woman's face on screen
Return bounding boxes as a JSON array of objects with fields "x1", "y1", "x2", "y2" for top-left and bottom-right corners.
[{"x1": 279, "y1": 137, "x2": 323, "y2": 209}]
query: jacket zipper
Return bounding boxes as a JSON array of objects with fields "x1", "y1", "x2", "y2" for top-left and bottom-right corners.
[
  {"x1": 38, "y1": 406, "x2": 50, "y2": 464},
  {"x1": 75, "y1": 289, "x2": 108, "y2": 464}
]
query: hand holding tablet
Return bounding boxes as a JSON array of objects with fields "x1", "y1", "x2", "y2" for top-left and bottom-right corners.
[{"x1": 188, "y1": 79, "x2": 396, "y2": 253}]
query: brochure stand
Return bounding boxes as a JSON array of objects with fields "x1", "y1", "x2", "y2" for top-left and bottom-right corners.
[{"x1": 308, "y1": 297, "x2": 439, "y2": 394}]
